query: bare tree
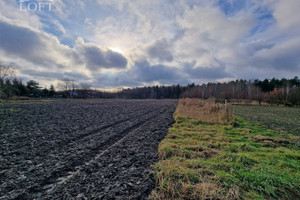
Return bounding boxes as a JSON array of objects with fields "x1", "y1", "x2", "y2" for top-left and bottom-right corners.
[
  {"x1": 0, "y1": 64, "x2": 15, "y2": 81},
  {"x1": 57, "y1": 78, "x2": 74, "y2": 91},
  {"x1": 71, "y1": 81, "x2": 78, "y2": 91},
  {"x1": 77, "y1": 82, "x2": 91, "y2": 98},
  {"x1": 79, "y1": 82, "x2": 91, "y2": 90},
  {"x1": 0, "y1": 64, "x2": 16, "y2": 98},
  {"x1": 57, "y1": 78, "x2": 77, "y2": 97}
]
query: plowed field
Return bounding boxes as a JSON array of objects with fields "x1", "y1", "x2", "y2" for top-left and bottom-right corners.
[{"x1": 0, "y1": 99, "x2": 177, "y2": 199}]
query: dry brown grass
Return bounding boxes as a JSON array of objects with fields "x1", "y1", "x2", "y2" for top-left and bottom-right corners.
[
  {"x1": 174, "y1": 98, "x2": 233, "y2": 123},
  {"x1": 150, "y1": 181, "x2": 238, "y2": 200}
]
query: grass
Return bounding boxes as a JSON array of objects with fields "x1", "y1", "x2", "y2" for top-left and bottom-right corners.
[
  {"x1": 233, "y1": 105, "x2": 300, "y2": 136},
  {"x1": 150, "y1": 99, "x2": 300, "y2": 200},
  {"x1": 174, "y1": 98, "x2": 234, "y2": 124}
]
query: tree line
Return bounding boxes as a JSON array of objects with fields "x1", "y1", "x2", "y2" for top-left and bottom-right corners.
[
  {"x1": 1, "y1": 64, "x2": 299, "y2": 105},
  {"x1": 0, "y1": 64, "x2": 55, "y2": 99},
  {"x1": 182, "y1": 78, "x2": 300, "y2": 105}
]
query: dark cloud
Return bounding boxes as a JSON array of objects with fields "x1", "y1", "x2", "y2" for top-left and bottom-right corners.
[
  {"x1": 130, "y1": 60, "x2": 179, "y2": 82},
  {"x1": 187, "y1": 66, "x2": 232, "y2": 79},
  {"x1": 179, "y1": 60, "x2": 232, "y2": 80},
  {"x1": 147, "y1": 38, "x2": 173, "y2": 62},
  {"x1": 92, "y1": 74, "x2": 140, "y2": 89},
  {"x1": 79, "y1": 44, "x2": 128, "y2": 70},
  {"x1": 91, "y1": 60, "x2": 179, "y2": 88},
  {"x1": 20, "y1": 69, "x2": 89, "y2": 81},
  {"x1": 0, "y1": 20, "x2": 48, "y2": 65},
  {"x1": 89, "y1": 60, "x2": 178, "y2": 88},
  {"x1": 246, "y1": 40, "x2": 275, "y2": 56},
  {"x1": 0, "y1": 20, "x2": 127, "y2": 72},
  {"x1": 251, "y1": 39, "x2": 300, "y2": 71},
  {"x1": 0, "y1": 20, "x2": 79, "y2": 68},
  {"x1": 91, "y1": 60, "x2": 232, "y2": 88}
]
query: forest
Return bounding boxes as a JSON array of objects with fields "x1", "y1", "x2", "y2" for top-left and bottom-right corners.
[{"x1": 1, "y1": 64, "x2": 300, "y2": 105}]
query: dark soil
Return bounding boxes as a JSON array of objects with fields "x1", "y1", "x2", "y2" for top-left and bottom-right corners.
[{"x1": 0, "y1": 99, "x2": 177, "y2": 199}]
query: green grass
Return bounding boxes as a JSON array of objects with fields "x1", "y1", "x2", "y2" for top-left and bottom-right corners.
[
  {"x1": 151, "y1": 117, "x2": 300, "y2": 200},
  {"x1": 233, "y1": 105, "x2": 300, "y2": 136}
]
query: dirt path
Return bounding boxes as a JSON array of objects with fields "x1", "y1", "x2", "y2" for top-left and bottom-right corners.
[{"x1": 0, "y1": 99, "x2": 177, "y2": 199}]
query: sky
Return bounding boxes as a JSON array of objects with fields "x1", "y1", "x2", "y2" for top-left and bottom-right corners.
[{"x1": 0, "y1": 0, "x2": 300, "y2": 89}]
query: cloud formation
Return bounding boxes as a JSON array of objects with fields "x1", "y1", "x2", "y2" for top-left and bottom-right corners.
[
  {"x1": 0, "y1": 0, "x2": 299, "y2": 89},
  {"x1": 147, "y1": 39, "x2": 173, "y2": 62},
  {"x1": 75, "y1": 38, "x2": 128, "y2": 70},
  {"x1": 0, "y1": 20, "x2": 77, "y2": 69},
  {"x1": 0, "y1": 20, "x2": 128, "y2": 83}
]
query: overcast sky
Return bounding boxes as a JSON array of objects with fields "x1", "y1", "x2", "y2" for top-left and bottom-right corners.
[{"x1": 0, "y1": 0, "x2": 299, "y2": 89}]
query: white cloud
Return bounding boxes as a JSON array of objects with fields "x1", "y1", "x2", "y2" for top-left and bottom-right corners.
[
  {"x1": 92, "y1": 0, "x2": 181, "y2": 51},
  {"x1": 174, "y1": 4, "x2": 254, "y2": 68},
  {"x1": 0, "y1": 0, "x2": 299, "y2": 88},
  {"x1": 273, "y1": 0, "x2": 300, "y2": 34},
  {"x1": 0, "y1": 0, "x2": 42, "y2": 29}
]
